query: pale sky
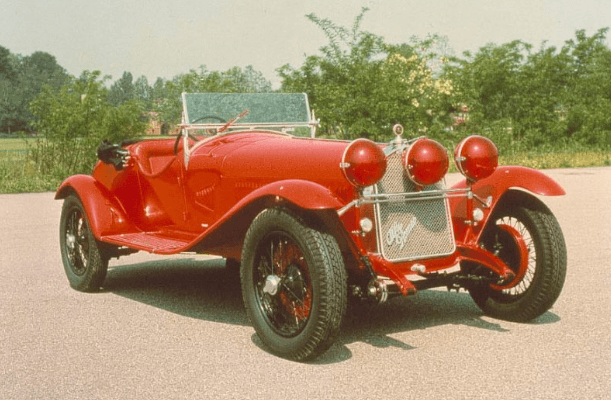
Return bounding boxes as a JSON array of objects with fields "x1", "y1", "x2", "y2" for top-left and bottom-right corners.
[{"x1": 2, "y1": 0, "x2": 610, "y2": 88}]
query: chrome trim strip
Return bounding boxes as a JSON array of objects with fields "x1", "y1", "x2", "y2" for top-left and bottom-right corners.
[
  {"x1": 336, "y1": 187, "x2": 473, "y2": 215},
  {"x1": 362, "y1": 188, "x2": 469, "y2": 202}
]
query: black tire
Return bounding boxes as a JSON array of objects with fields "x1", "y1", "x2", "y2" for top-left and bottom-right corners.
[
  {"x1": 59, "y1": 194, "x2": 108, "y2": 292},
  {"x1": 465, "y1": 199, "x2": 566, "y2": 322},
  {"x1": 240, "y1": 208, "x2": 347, "y2": 361}
]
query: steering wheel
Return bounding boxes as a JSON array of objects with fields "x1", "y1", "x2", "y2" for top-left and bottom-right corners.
[
  {"x1": 174, "y1": 115, "x2": 227, "y2": 154},
  {"x1": 191, "y1": 115, "x2": 226, "y2": 124}
]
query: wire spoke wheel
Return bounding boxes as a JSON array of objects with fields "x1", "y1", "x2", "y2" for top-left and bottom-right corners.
[
  {"x1": 483, "y1": 216, "x2": 535, "y2": 298},
  {"x1": 465, "y1": 197, "x2": 567, "y2": 322},
  {"x1": 64, "y1": 207, "x2": 90, "y2": 276},
  {"x1": 254, "y1": 232, "x2": 312, "y2": 337},
  {"x1": 59, "y1": 195, "x2": 108, "y2": 292},
  {"x1": 241, "y1": 208, "x2": 347, "y2": 361}
]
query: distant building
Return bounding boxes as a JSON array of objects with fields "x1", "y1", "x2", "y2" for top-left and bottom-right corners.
[{"x1": 144, "y1": 112, "x2": 179, "y2": 136}]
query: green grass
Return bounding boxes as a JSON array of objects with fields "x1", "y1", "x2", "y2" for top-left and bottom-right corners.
[
  {"x1": 0, "y1": 138, "x2": 35, "y2": 151},
  {"x1": 0, "y1": 158, "x2": 61, "y2": 193}
]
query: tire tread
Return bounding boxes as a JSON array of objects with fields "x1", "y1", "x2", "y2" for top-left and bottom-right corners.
[
  {"x1": 470, "y1": 201, "x2": 566, "y2": 322},
  {"x1": 240, "y1": 208, "x2": 347, "y2": 361}
]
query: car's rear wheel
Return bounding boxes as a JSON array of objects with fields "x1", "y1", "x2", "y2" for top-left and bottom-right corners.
[
  {"x1": 240, "y1": 208, "x2": 347, "y2": 361},
  {"x1": 464, "y1": 199, "x2": 566, "y2": 322},
  {"x1": 60, "y1": 194, "x2": 108, "y2": 292}
]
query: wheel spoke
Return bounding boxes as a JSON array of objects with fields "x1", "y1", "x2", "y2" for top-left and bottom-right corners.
[
  {"x1": 65, "y1": 208, "x2": 90, "y2": 275},
  {"x1": 254, "y1": 232, "x2": 312, "y2": 337},
  {"x1": 491, "y1": 217, "x2": 537, "y2": 297}
]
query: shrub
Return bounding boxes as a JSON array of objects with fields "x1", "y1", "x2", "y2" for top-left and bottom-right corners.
[{"x1": 29, "y1": 71, "x2": 146, "y2": 181}]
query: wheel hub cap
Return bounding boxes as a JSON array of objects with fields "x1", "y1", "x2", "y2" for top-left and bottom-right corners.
[
  {"x1": 66, "y1": 233, "x2": 76, "y2": 250},
  {"x1": 263, "y1": 275, "x2": 282, "y2": 296}
]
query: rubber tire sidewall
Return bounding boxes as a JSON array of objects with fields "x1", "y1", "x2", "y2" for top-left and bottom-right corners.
[
  {"x1": 59, "y1": 194, "x2": 108, "y2": 292},
  {"x1": 240, "y1": 208, "x2": 347, "y2": 361},
  {"x1": 469, "y1": 202, "x2": 567, "y2": 322}
]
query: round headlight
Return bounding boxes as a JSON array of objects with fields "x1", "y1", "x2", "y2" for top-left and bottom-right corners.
[
  {"x1": 340, "y1": 138, "x2": 387, "y2": 188},
  {"x1": 402, "y1": 138, "x2": 449, "y2": 186},
  {"x1": 454, "y1": 135, "x2": 498, "y2": 182}
]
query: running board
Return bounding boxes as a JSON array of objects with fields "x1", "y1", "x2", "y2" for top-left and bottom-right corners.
[{"x1": 102, "y1": 232, "x2": 194, "y2": 254}]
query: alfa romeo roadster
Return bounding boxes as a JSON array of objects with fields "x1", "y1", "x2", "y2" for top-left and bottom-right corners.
[{"x1": 57, "y1": 93, "x2": 566, "y2": 361}]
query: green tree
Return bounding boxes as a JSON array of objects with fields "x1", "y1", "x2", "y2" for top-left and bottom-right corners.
[
  {"x1": 29, "y1": 70, "x2": 145, "y2": 179},
  {"x1": 447, "y1": 28, "x2": 611, "y2": 149},
  {"x1": 0, "y1": 76, "x2": 20, "y2": 134},
  {"x1": 0, "y1": 48, "x2": 69, "y2": 134},
  {"x1": 154, "y1": 65, "x2": 273, "y2": 125},
  {"x1": 0, "y1": 46, "x2": 17, "y2": 133},
  {"x1": 134, "y1": 75, "x2": 153, "y2": 108},
  {"x1": 277, "y1": 8, "x2": 460, "y2": 142},
  {"x1": 0, "y1": 45, "x2": 17, "y2": 81},
  {"x1": 562, "y1": 28, "x2": 611, "y2": 146},
  {"x1": 108, "y1": 71, "x2": 135, "y2": 106},
  {"x1": 223, "y1": 65, "x2": 272, "y2": 93},
  {"x1": 18, "y1": 51, "x2": 70, "y2": 131}
]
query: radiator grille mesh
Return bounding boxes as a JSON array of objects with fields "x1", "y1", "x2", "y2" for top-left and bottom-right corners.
[{"x1": 375, "y1": 151, "x2": 455, "y2": 261}]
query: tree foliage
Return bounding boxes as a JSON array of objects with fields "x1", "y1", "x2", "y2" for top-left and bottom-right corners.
[
  {"x1": 29, "y1": 70, "x2": 145, "y2": 178},
  {"x1": 0, "y1": 48, "x2": 69, "y2": 134},
  {"x1": 19, "y1": 63, "x2": 272, "y2": 181},
  {"x1": 108, "y1": 71, "x2": 136, "y2": 106},
  {"x1": 278, "y1": 8, "x2": 459, "y2": 142},
  {"x1": 151, "y1": 65, "x2": 273, "y2": 124},
  {"x1": 448, "y1": 28, "x2": 611, "y2": 149},
  {"x1": 2, "y1": 13, "x2": 611, "y2": 189},
  {"x1": 278, "y1": 11, "x2": 611, "y2": 151}
]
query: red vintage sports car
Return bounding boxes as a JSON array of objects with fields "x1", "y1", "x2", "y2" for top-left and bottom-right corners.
[{"x1": 57, "y1": 93, "x2": 566, "y2": 361}]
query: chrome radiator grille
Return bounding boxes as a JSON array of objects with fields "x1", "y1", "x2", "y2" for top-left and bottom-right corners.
[{"x1": 374, "y1": 151, "x2": 455, "y2": 261}]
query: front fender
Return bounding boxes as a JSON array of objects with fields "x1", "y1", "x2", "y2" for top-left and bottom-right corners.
[
  {"x1": 450, "y1": 166, "x2": 565, "y2": 242},
  {"x1": 55, "y1": 175, "x2": 136, "y2": 238},
  {"x1": 187, "y1": 179, "x2": 345, "y2": 258},
  {"x1": 240, "y1": 179, "x2": 345, "y2": 211}
]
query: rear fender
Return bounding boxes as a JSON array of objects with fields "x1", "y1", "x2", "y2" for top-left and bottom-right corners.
[
  {"x1": 450, "y1": 166, "x2": 565, "y2": 243},
  {"x1": 55, "y1": 175, "x2": 136, "y2": 238}
]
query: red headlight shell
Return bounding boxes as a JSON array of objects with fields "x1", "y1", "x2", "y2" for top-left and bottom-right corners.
[
  {"x1": 341, "y1": 138, "x2": 387, "y2": 188},
  {"x1": 454, "y1": 135, "x2": 498, "y2": 182},
  {"x1": 402, "y1": 138, "x2": 449, "y2": 186}
]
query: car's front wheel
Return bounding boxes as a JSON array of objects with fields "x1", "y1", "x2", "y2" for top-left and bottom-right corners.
[
  {"x1": 240, "y1": 208, "x2": 347, "y2": 361},
  {"x1": 464, "y1": 198, "x2": 567, "y2": 322},
  {"x1": 59, "y1": 194, "x2": 108, "y2": 292}
]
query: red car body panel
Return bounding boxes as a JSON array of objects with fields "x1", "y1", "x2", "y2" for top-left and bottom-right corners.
[
  {"x1": 449, "y1": 166, "x2": 566, "y2": 245},
  {"x1": 56, "y1": 174, "x2": 137, "y2": 236},
  {"x1": 56, "y1": 133, "x2": 352, "y2": 257},
  {"x1": 55, "y1": 85, "x2": 566, "y2": 300},
  {"x1": 56, "y1": 130, "x2": 564, "y2": 291}
]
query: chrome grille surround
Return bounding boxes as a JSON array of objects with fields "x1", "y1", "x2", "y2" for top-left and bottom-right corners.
[{"x1": 373, "y1": 149, "x2": 456, "y2": 262}]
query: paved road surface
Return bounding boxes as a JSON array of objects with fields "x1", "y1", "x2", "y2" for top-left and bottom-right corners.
[{"x1": 1, "y1": 167, "x2": 610, "y2": 399}]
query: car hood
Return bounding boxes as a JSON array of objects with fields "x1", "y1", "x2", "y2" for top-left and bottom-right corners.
[{"x1": 221, "y1": 132, "x2": 350, "y2": 182}]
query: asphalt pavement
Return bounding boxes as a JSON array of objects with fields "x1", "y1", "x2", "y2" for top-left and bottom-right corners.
[{"x1": 1, "y1": 167, "x2": 610, "y2": 399}]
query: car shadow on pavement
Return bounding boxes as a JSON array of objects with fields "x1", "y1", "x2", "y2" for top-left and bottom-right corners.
[
  {"x1": 103, "y1": 257, "x2": 560, "y2": 364},
  {"x1": 311, "y1": 292, "x2": 561, "y2": 364},
  {"x1": 103, "y1": 257, "x2": 248, "y2": 326}
]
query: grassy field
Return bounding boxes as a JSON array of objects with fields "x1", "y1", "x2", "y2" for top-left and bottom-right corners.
[
  {"x1": 0, "y1": 138, "x2": 35, "y2": 151},
  {"x1": 1, "y1": 137, "x2": 611, "y2": 193}
]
